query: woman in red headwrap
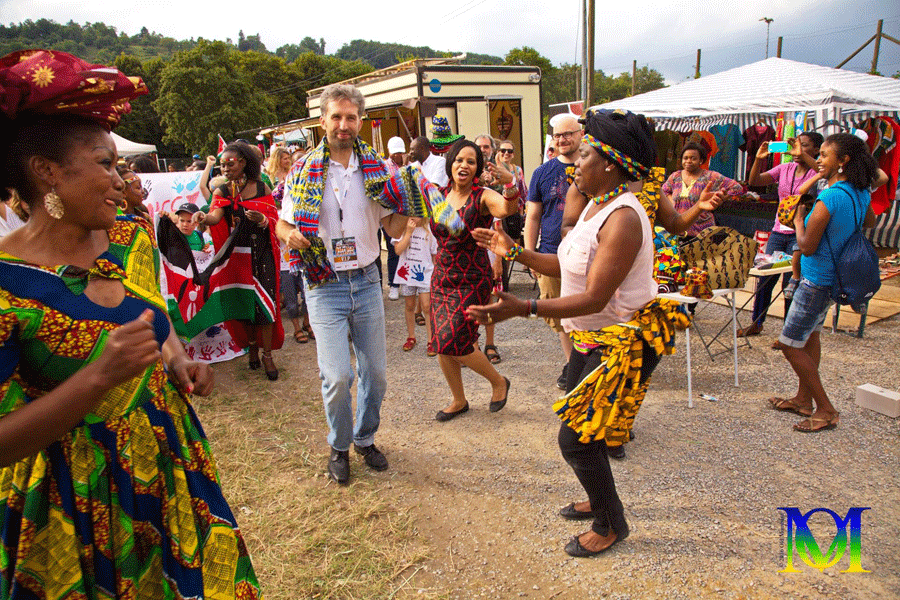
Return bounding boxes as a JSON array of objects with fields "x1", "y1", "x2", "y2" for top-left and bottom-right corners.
[{"x1": 0, "y1": 50, "x2": 262, "y2": 598}]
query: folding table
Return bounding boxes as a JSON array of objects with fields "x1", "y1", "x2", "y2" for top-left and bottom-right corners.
[{"x1": 658, "y1": 288, "x2": 743, "y2": 408}]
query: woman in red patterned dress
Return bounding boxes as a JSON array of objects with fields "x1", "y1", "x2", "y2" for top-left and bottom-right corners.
[{"x1": 430, "y1": 139, "x2": 519, "y2": 421}]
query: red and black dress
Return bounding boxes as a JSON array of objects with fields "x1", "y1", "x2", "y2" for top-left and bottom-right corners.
[
  {"x1": 209, "y1": 180, "x2": 284, "y2": 350},
  {"x1": 430, "y1": 186, "x2": 494, "y2": 356}
]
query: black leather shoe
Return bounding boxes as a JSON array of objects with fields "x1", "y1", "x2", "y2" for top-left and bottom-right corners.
[
  {"x1": 559, "y1": 502, "x2": 594, "y2": 520},
  {"x1": 328, "y1": 448, "x2": 350, "y2": 484},
  {"x1": 607, "y1": 444, "x2": 626, "y2": 460},
  {"x1": 556, "y1": 364, "x2": 568, "y2": 390},
  {"x1": 354, "y1": 443, "x2": 388, "y2": 471}
]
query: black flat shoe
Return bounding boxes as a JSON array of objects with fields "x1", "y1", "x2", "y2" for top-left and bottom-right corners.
[
  {"x1": 248, "y1": 346, "x2": 261, "y2": 370},
  {"x1": 436, "y1": 403, "x2": 469, "y2": 422},
  {"x1": 489, "y1": 377, "x2": 510, "y2": 413},
  {"x1": 607, "y1": 444, "x2": 626, "y2": 460},
  {"x1": 564, "y1": 526, "x2": 629, "y2": 557},
  {"x1": 559, "y1": 502, "x2": 594, "y2": 520}
]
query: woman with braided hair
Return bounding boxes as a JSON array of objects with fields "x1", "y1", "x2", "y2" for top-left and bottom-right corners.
[{"x1": 468, "y1": 109, "x2": 687, "y2": 557}]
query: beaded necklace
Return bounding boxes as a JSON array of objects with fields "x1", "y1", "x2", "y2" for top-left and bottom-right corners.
[{"x1": 591, "y1": 182, "x2": 628, "y2": 205}]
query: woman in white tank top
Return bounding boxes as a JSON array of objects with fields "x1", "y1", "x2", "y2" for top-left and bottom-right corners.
[{"x1": 467, "y1": 110, "x2": 689, "y2": 559}]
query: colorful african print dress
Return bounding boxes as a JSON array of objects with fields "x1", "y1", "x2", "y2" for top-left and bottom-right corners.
[
  {"x1": 430, "y1": 187, "x2": 494, "y2": 356},
  {"x1": 0, "y1": 217, "x2": 262, "y2": 599}
]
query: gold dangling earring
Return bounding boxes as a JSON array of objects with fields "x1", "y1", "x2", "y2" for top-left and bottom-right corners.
[{"x1": 44, "y1": 188, "x2": 64, "y2": 219}]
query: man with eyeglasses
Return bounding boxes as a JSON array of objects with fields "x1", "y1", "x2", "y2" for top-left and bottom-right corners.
[{"x1": 524, "y1": 114, "x2": 582, "y2": 390}]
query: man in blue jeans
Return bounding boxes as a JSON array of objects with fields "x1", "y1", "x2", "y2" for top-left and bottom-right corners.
[{"x1": 277, "y1": 83, "x2": 410, "y2": 484}]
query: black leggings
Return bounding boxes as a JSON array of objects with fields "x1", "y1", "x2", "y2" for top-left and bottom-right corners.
[{"x1": 558, "y1": 340, "x2": 660, "y2": 536}]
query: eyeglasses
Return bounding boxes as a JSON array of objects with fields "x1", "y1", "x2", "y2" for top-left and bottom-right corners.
[
  {"x1": 124, "y1": 177, "x2": 141, "y2": 187},
  {"x1": 498, "y1": 148, "x2": 514, "y2": 155},
  {"x1": 220, "y1": 158, "x2": 241, "y2": 167},
  {"x1": 552, "y1": 130, "x2": 581, "y2": 141}
]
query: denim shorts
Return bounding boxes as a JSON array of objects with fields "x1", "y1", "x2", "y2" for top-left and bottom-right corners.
[
  {"x1": 779, "y1": 278, "x2": 832, "y2": 348},
  {"x1": 400, "y1": 284, "x2": 428, "y2": 297}
]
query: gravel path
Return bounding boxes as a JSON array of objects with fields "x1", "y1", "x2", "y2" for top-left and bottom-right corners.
[{"x1": 369, "y1": 267, "x2": 900, "y2": 599}]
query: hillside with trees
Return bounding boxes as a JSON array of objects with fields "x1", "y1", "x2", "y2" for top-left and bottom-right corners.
[{"x1": 1, "y1": 20, "x2": 666, "y2": 158}]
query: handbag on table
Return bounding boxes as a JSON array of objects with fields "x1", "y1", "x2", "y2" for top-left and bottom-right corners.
[{"x1": 679, "y1": 226, "x2": 758, "y2": 290}]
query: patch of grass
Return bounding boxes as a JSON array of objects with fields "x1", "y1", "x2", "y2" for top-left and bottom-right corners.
[{"x1": 194, "y1": 374, "x2": 441, "y2": 599}]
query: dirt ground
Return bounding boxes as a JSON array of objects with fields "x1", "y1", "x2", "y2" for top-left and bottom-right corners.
[{"x1": 204, "y1": 266, "x2": 900, "y2": 599}]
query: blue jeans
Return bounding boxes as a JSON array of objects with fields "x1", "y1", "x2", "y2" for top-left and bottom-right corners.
[
  {"x1": 304, "y1": 261, "x2": 387, "y2": 451},
  {"x1": 750, "y1": 231, "x2": 796, "y2": 327},
  {"x1": 280, "y1": 269, "x2": 307, "y2": 319}
]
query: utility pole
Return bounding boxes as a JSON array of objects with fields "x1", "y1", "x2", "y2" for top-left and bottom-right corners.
[
  {"x1": 777, "y1": 36, "x2": 783, "y2": 58},
  {"x1": 760, "y1": 17, "x2": 774, "y2": 58},
  {"x1": 580, "y1": 0, "x2": 587, "y2": 102},
  {"x1": 694, "y1": 49, "x2": 701, "y2": 79},
  {"x1": 585, "y1": 0, "x2": 595, "y2": 109},
  {"x1": 631, "y1": 60, "x2": 637, "y2": 96}
]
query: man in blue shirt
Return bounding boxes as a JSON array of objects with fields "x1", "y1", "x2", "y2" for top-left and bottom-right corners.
[{"x1": 524, "y1": 114, "x2": 582, "y2": 389}]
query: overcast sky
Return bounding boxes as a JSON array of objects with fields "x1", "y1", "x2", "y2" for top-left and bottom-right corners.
[{"x1": 3, "y1": 0, "x2": 899, "y2": 83}]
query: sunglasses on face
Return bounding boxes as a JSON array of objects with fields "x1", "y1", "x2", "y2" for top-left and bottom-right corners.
[
  {"x1": 124, "y1": 177, "x2": 141, "y2": 187},
  {"x1": 498, "y1": 148, "x2": 514, "y2": 154},
  {"x1": 220, "y1": 158, "x2": 241, "y2": 167}
]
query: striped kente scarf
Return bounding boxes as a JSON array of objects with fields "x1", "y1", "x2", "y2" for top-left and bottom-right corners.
[{"x1": 285, "y1": 137, "x2": 462, "y2": 287}]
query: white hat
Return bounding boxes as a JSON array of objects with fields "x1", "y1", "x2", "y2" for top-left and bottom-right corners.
[{"x1": 387, "y1": 136, "x2": 406, "y2": 154}]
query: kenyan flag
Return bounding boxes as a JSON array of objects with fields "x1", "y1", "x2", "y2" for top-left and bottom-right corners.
[{"x1": 157, "y1": 217, "x2": 274, "y2": 340}]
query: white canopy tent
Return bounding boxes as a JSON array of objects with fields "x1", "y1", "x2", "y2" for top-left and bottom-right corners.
[
  {"x1": 592, "y1": 57, "x2": 900, "y2": 134},
  {"x1": 111, "y1": 132, "x2": 157, "y2": 156},
  {"x1": 592, "y1": 57, "x2": 900, "y2": 247}
]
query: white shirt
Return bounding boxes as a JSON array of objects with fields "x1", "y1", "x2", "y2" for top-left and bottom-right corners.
[
  {"x1": 558, "y1": 193, "x2": 656, "y2": 332},
  {"x1": 0, "y1": 207, "x2": 25, "y2": 238},
  {"x1": 280, "y1": 152, "x2": 392, "y2": 269},
  {"x1": 414, "y1": 153, "x2": 449, "y2": 187},
  {"x1": 391, "y1": 225, "x2": 437, "y2": 288}
]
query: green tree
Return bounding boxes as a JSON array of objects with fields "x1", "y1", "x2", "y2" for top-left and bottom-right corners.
[
  {"x1": 235, "y1": 51, "x2": 305, "y2": 124},
  {"x1": 154, "y1": 41, "x2": 275, "y2": 154},
  {"x1": 503, "y1": 46, "x2": 554, "y2": 75},
  {"x1": 299, "y1": 36, "x2": 325, "y2": 55}
]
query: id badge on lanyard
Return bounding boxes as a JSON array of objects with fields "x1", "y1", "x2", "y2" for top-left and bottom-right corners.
[{"x1": 331, "y1": 176, "x2": 359, "y2": 271}]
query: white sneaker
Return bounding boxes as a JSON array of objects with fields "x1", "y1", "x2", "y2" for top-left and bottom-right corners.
[{"x1": 388, "y1": 286, "x2": 400, "y2": 301}]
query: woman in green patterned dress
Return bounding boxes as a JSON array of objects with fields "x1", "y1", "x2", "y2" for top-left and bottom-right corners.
[{"x1": 0, "y1": 50, "x2": 262, "y2": 599}]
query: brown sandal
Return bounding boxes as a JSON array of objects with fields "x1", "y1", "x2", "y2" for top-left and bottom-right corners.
[
  {"x1": 294, "y1": 329, "x2": 309, "y2": 344},
  {"x1": 768, "y1": 397, "x2": 813, "y2": 417},
  {"x1": 303, "y1": 324, "x2": 315, "y2": 341},
  {"x1": 793, "y1": 412, "x2": 840, "y2": 433}
]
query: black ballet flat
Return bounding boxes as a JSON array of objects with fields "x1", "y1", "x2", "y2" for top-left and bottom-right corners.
[
  {"x1": 489, "y1": 377, "x2": 510, "y2": 413},
  {"x1": 564, "y1": 525, "x2": 629, "y2": 557},
  {"x1": 435, "y1": 403, "x2": 469, "y2": 422}
]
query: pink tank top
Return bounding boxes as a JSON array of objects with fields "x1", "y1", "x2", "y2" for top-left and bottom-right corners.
[{"x1": 558, "y1": 192, "x2": 656, "y2": 332}]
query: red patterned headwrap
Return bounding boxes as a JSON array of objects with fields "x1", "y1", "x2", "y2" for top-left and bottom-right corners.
[{"x1": 0, "y1": 49, "x2": 148, "y2": 130}]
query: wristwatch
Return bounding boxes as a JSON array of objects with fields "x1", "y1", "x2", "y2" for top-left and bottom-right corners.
[{"x1": 528, "y1": 299, "x2": 538, "y2": 318}]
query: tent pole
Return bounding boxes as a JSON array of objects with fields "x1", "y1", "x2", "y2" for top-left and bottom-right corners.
[
  {"x1": 695, "y1": 49, "x2": 701, "y2": 79},
  {"x1": 836, "y1": 33, "x2": 877, "y2": 68},
  {"x1": 777, "y1": 37, "x2": 783, "y2": 58},
  {"x1": 871, "y1": 20, "x2": 883, "y2": 74}
]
